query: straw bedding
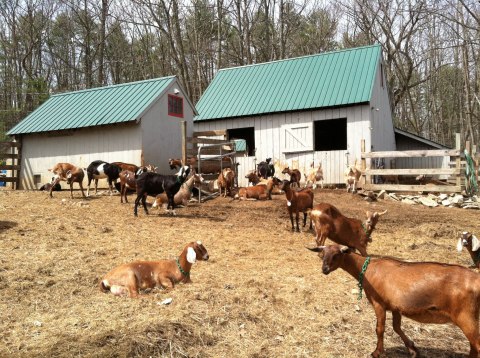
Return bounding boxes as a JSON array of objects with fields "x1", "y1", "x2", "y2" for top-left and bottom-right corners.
[{"x1": 0, "y1": 188, "x2": 478, "y2": 357}]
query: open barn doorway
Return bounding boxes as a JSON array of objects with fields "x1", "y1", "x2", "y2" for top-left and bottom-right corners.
[{"x1": 227, "y1": 127, "x2": 255, "y2": 156}]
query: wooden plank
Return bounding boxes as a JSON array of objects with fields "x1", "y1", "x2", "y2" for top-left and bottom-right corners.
[
  {"x1": 193, "y1": 130, "x2": 226, "y2": 137},
  {"x1": 0, "y1": 153, "x2": 19, "y2": 159},
  {"x1": 187, "y1": 137, "x2": 231, "y2": 145},
  {"x1": 365, "y1": 168, "x2": 460, "y2": 175},
  {"x1": 456, "y1": 133, "x2": 461, "y2": 188},
  {"x1": 363, "y1": 184, "x2": 461, "y2": 193},
  {"x1": 0, "y1": 141, "x2": 21, "y2": 150},
  {"x1": 362, "y1": 149, "x2": 460, "y2": 159},
  {"x1": 0, "y1": 165, "x2": 21, "y2": 170},
  {"x1": 0, "y1": 177, "x2": 19, "y2": 183},
  {"x1": 189, "y1": 146, "x2": 233, "y2": 156}
]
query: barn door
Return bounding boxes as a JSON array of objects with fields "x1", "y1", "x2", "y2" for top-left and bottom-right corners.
[{"x1": 281, "y1": 123, "x2": 313, "y2": 153}]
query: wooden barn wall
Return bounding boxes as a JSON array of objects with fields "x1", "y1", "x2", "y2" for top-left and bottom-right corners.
[
  {"x1": 369, "y1": 59, "x2": 397, "y2": 158},
  {"x1": 194, "y1": 104, "x2": 378, "y2": 186},
  {"x1": 19, "y1": 124, "x2": 142, "y2": 190},
  {"x1": 142, "y1": 82, "x2": 195, "y2": 174}
]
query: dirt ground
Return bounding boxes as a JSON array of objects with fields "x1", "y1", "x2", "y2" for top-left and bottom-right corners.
[{"x1": 1, "y1": 186, "x2": 479, "y2": 358}]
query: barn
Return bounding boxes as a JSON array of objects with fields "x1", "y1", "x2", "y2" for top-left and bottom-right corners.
[
  {"x1": 7, "y1": 76, "x2": 195, "y2": 190},
  {"x1": 194, "y1": 44, "x2": 396, "y2": 186}
]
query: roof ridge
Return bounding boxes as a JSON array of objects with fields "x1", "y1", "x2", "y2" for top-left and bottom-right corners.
[
  {"x1": 218, "y1": 44, "x2": 381, "y2": 72},
  {"x1": 52, "y1": 76, "x2": 176, "y2": 97}
]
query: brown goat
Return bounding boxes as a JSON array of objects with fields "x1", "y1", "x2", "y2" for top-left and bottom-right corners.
[
  {"x1": 245, "y1": 171, "x2": 264, "y2": 186},
  {"x1": 234, "y1": 180, "x2": 276, "y2": 200},
  {"x1": 345, "y1": 163, "x2": 362, "y2": 193},
  {"x1": 308, "y1": 244, "x2": 480, "y2": 358},
  {"x1": 282, "y1": 167, "x2": 301, "y2": 187},
  {"x1": 218, "y1": 168, "x2": 235, "y2": 197},
  {"x1": 304, "y1": 162, "x2": 324, "y2": 189},
  {"x1": 280, "y1": 180, "x2": 313, "y2": 232},
  {"x1": 112, "y1": 162, "x2": 140, "y2": 173},
  {"x1": 100, "y1": 241, "x2": 209, "y2": 298},
  {"x1": 458, "y1": 231, "x2": 480, "y2": 269},
  {"x1": 48, "y1": 162, "x2": 86, "y2": 199},
  {"x1": 309, "y1": 203, "x2": 387, "y2": 256}
]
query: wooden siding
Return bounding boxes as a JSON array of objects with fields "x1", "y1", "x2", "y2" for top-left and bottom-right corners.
[
  {"x1": 141, "y1": 82, "x2": 195, "y2": 173},
  {"x1": 19, "y1": 124, "x2": 142, "y2": 190},
  {"x1": 194, "y1": 103, "x2": 375, "y2": 185},
  {"x1": 369, "y1": 59, "x2": 396, "y2": 156},
  {"x1": 395, "y1": 134, "x2": 448, "y2": 174}
]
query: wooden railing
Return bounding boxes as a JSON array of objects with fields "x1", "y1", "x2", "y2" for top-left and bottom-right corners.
[
  {"x1": 360, "y1": 136, "x2": 464, "y2": 193},
  {"x1": 0, "y1": 141, "x2": 21, "y2": 189}
]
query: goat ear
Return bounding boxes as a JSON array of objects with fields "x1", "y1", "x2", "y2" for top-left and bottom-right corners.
[
  {"x1": 472, "y1": 235, "x2": 480, "y2": 252},
  {"x1": 340, "y1": 246, "x2": 351, "y2": 253},
  {"x1": 457, "y1": 238, "x2": 464, "y2": 252},
  {"x1": 186, "y1": 247, "x2": 197, "y2": 264},
  {"x1": 365, "y1": 211, "x2": 371, "y2": 218}
]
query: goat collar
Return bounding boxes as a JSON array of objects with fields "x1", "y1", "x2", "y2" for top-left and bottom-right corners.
[
  {"x1": 357, "y1": 256, "x2": 371, "y2": 300},
  {"x1": 176, "y1": 258, "x2": 190, "y2": 277}
]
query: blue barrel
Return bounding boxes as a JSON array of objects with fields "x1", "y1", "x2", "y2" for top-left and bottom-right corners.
[{"x1": 0, "y1": 170, "x2": 6, "y2": 187}]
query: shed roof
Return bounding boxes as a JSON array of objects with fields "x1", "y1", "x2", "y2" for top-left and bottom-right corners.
[
  {"x1": 195, "y1": 45, "x2": 382, "y2": 121},
  {"x1": 8, "y1": 76, "x2": 179, "y2": 135}
]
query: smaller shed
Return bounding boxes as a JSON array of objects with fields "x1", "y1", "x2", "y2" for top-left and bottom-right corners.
[
  {"x1": 7, "y1": 76, "x2": 195, "y2": 190},
  {"x1": 394, "y1": 128, "x2": 450, "y2": 170}
]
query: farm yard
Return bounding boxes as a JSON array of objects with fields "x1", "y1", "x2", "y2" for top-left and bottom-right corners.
[{"x1": 1, "y1": 187, "x2": 479, "y2": 358}]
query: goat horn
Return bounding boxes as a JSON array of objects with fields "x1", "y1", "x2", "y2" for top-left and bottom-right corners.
[
  {"x1": 377, "y1": 209, "x2": 388, "y2": 216},
  {"x1": 306, "y1": 245, "x2": 325, "y2": 252}
]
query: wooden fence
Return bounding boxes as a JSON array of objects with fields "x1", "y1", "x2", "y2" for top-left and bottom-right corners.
[
  {"x1": 360, "y1": 135, "x2": 467, "y2": 193},
  {"x1": 0, "y1": 141, "x2": 21, "y2": 189}
]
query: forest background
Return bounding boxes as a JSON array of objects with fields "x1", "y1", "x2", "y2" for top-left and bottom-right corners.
[{"x1": 0, "y1": 0, "x2": 479, "y2": 148}]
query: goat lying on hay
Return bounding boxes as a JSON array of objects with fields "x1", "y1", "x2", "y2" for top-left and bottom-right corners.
[
  {"x1": 308, "y1": 244, "x2": 480, "y2": 358},
  {"x1": 100, "y1": 241, "x2": 209, "y2": 298}
]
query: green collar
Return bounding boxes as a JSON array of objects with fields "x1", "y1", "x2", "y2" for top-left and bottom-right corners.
[
  {"x1": 358, "y1": 256, "x2": 371, "y2": 300},
  {"x1": 176, "y1": 258, "x2": 190, "y2": 277},
  {"x1": 361, "y1": 222, "x2": 371, "y2": 238}
]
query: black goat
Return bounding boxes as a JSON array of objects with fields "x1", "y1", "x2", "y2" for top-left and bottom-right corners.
[
  {"x1": 134, "y1": 166, "x2": 191, "y2": 217},
  {"x1": 39, "y1": 177, "x2": 61, "y2": 192},
  {"x1": 257, "y1": 158, "x2": 275, "y2": 179},
  {"x1": 86, "y1": 160, "x2": 122, "y2": 196}
]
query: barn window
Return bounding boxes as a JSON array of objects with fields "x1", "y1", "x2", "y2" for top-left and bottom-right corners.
[
  {"x1": 168, "y1": 94, "x2": 183, "y2": 118},
  {"x1": 227, "y1": 127, "x2": 255, "y2": 156},
  {"x1": 314, "y1": 118, "x2": 347, "y2": 151}
]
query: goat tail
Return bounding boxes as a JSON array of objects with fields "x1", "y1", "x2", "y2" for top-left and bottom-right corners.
[{"x1": 99, "y1": 279, "x2": 110, "y2": 293}]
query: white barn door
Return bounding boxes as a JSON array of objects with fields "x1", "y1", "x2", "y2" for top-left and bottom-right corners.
[{"x1": 281, "y1": 123, "x2": 313, "y2": 153}]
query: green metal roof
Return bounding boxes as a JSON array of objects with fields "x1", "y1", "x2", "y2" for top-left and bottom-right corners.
[
  {"x1": 195, "y1": 45, "x2": 381, "y2": 121},
  {"x1": 8, "y1": 76, "x2": 176, "y2": 135}
]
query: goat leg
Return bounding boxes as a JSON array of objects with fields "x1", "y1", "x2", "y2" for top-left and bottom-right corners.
[
  {"x1": 289, "y1": 211, "x2": 295, "y2": 231},
  {"x1": 79, "y1": 182, "x2": 86, "y2": 198},
  {"x1": 295, "y1": 210, "x2": 300, "y2": 232},
  {"x1": 392, "y1": 311, "x2": 418, "y2": 357},
  {"x1": 141, "y1": 194, "x2": 148, "y2": 215},
  {"x1": 49, "y1": 177, "x2": 61, "y2": 198},
  {"x1": 371, "y1": 302, "x2": 386, "y2": 358}
]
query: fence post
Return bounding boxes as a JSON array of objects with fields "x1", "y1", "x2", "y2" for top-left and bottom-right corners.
[
  {"x1": 361, "y1": 139, "x2": 367, "y2": 187},
  {"x1": 181, "y1": 121, "x2": 187, "y2": 165},
  {"x1": 456, "y1": 133, "x2": 461, "y2": 190}
]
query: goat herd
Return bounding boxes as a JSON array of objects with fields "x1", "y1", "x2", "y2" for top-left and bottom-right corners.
[{"x1": 45, "y1": 158, "x2": 480, "y2": 357}]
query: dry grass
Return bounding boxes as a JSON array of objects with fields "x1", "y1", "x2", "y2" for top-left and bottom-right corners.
[{"x1": 0, "y1": 187, "x2": 479, "y2": 357}]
